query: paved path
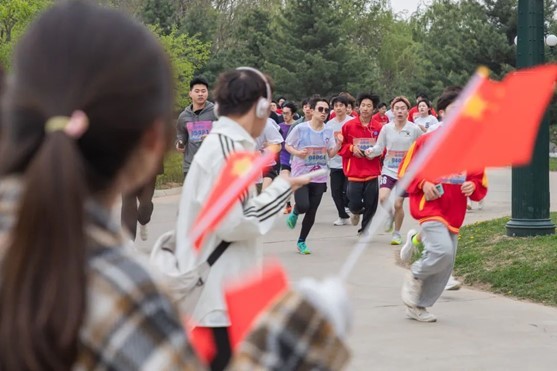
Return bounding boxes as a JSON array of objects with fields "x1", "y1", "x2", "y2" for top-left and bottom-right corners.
[{"x1": 135, "y1": 168, "x2": 557, "y2": 370}]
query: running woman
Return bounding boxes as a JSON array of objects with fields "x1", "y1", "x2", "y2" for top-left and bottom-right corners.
[
  {"x1": 364, "y1": 96, "x2": 422, "y2": 245},
  {"x1": 285, "y1": 97, "x2": 341, "y2": 254}
]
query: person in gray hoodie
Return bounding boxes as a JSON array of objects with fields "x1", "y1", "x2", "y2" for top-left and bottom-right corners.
[{"x1": 176, "y1": 76, "x2": 218, "y2": 179}]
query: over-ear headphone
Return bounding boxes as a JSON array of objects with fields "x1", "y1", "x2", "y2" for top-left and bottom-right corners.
[
  {"x1": 236, "y1": 66, "x2": 272, "y2": 119},
  {"x1": 213, "y1": 67, "x2": 272, "y2": 119}
]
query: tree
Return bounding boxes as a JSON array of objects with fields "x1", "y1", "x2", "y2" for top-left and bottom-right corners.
[
  {"x1": 141, "y1": 0, "x2": 178, "y2": 35},
  {"x1": 150, "y1": 26, "x2": 211, "y2": 110},
  {"x1": 0, "y1": 0, "x2": 50, "y2": 68}
]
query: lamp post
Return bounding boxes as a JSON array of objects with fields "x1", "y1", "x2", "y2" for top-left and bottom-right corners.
[{"x1": 506, "y1": 0, "x2": 556, "y2": 237}]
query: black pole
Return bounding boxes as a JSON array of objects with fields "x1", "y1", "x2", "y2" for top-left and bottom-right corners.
[{"x1": 506, "y1": 0, "x2": 556, "y2": 236}]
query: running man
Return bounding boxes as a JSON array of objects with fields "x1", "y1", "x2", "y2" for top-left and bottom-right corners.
[
  {"x1": 326, "y1": 95, "x2": 353, "y2": 226},
  {"x1": 338, "y1": 93, "x2": 383, "y2": 236},
  {"x1": 285, "y1": 97, "x2": 341, "y2": 254},
  {"x1": 398, "y1": 88, "x2": 488, "y2": 322},
  {"x1": 364, "y1": 96, "x2": 422, "y2": 245},
  {"x1": 279, "y1": 102, "x2": 298, "y2": 213},
  {"x1": 176, "y1": 76, "x2": 217, "y2": 180}
]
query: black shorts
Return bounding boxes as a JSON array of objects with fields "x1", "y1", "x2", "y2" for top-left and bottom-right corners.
[
  {"x1": 263, "y1": 166, "x2": 278, "y2": 180},
  {"x1": 280, "y1": 164, "x2": 291, "y2": 172}
]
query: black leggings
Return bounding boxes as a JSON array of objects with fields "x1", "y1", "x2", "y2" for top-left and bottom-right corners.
[
  {"x1": 347, "y1": 178, "x2": 379, "y2": 233},
  {"x1": 294, "y1": 182, "x2": 327, "y2": 241},
  {"x1": 120, "y1": 175, "x2": 157, "y2": 240},
  {"x1": 330, "y1": 168, "x2": 349, "y2": 218}
]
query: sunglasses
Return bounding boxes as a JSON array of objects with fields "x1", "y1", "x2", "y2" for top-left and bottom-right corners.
[{"x1": 316, "y1": 107, "x2": 330, "y2": 113}]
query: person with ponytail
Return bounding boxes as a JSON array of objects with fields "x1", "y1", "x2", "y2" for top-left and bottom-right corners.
[
  {"x1": 0, "y1": 2, "x2": 202, "y2": 370},
  {"x1": 0, "y1": 3, "x2": 354, "y2": 370}
]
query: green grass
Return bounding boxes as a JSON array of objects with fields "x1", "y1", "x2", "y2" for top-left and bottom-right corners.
[
  {"x1": 454, "y1": 212, "x2": 557, "y2": 306},
  {"x1": 156, "y1": 151, "x2": 184, "y2": 189},
  {"x1": 550, "y1": 157, "x2": 557, "y2": 172}
]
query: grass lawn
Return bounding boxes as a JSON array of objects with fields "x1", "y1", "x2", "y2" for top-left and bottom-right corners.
[
  {"x1": 455, "y1": 212, "x2": 557, "y2": 306},
  {"x1": 550, "y1": 157, "x2": 557, "y2": 172},
  {"x1": 156, "y1": 151, "x2": 184, "y2": 189}
]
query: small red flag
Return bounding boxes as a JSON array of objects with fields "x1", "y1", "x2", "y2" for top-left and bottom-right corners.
[
  {"x1": 184, "y1": 319, "x2": 216, "y2": 365},
  {"x1": 190, "y1": 150, "x2": 275, "y2": 251},
  {"x1": 402, "y1": 64, "x2": 557, "y2": 182},
  {"x1": 224, "y1": 261, "x2": 289, "y2": 350}
]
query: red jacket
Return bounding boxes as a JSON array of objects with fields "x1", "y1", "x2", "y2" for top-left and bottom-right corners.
[
  {"x1": 338, "y1": 116, "x2": 383, "y2": 182},
  {"x1": 372, "y1": 112, "x2": 389, "y2": 125},
  {"x1": 398, "y1": 133, "x2": 487, "y2": 233}
]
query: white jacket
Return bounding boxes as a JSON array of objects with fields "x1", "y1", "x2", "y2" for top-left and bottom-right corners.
[{"x1": 175, "y1": 116, "x2": 292, "y2": 326}]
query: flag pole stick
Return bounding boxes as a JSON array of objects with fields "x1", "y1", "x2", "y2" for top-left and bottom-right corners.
[{"x1": 338, "y1": 68, "x2": 487, "y2": 282}]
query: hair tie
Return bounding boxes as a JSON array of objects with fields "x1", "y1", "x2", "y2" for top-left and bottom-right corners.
[{"x1": 45, "y1": 111, "x2": 89, "y2": 139}]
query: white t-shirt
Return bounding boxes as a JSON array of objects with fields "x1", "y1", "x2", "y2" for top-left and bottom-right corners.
[
  {"x1": 326, "y1": 115, "x2": 353, "y2": 169},
  {"x1": 413, "y1": 114, "x2": 439, "y2": 132},
  {"x1": 285, "y1": 122, "x2": 335, "y2": 183},
  {"x1": 367, "y1": 121, "x2": 422, "y2": 179}
]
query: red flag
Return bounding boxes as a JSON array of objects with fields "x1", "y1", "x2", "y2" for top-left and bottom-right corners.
[
  {"x1": 184, "y1": 319, "x2": 216, "y2": 365},
  {"x1": 402, "y1": 64, "x2": 557, "y2": 182},
  {"x1": 224, "y1": 261, "x2": 289, "y2": 350},
  {"x1": 190, "y1": 150, "x2": 275, "y2": 251}
]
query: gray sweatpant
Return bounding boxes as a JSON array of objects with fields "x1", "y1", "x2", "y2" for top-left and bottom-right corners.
[{"x1": 411, "y1": 221, "x2": 458, "y2": 307}]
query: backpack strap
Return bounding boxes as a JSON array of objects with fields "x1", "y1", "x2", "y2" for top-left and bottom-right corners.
[{"x1": 207, "y1": 240, "x2": 231, "y2": 266}]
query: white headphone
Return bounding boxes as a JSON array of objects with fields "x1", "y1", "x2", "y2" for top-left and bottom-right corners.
[{"x1": 214, "y1": 67, "x2": 271, "y2": 119}]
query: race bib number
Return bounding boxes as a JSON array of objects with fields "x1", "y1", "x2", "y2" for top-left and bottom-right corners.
[
  {"x1": 186, "y1": 120, "x2": 212, "y2": 143},
  {"x1": 384, "y1": 150, "x2": 407, "y2": 169},
  {"x1": 353, "y1": 138, "x2": 375, "y2": 150},
  {"x1": 438, "y1": 172, "x2": 467, "y2": 185},
  {"x1": 304, "y1": 147, "x2": 328, "y2": 167}
]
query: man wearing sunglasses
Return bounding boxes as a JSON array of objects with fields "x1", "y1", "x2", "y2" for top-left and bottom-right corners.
[
  {"x1": 338, "y1": 93, "x2": 383, "y2": 235},
  {"x1": 285, "y1": 97, "x2": 341, "y2": 254}
]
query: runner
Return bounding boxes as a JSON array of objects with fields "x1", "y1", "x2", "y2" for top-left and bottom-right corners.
[
  {"x1": 413, "y1": 98, "x2": 439, "y2": 132},
  {"x1": 176, "y1": 76, "x2": 217, "y2": 180},
  {"x1": 285, "y1": 97, "x2": 341, "y2": 254},
  {"x1": 326, "y1": 95, "x2": 353, "y2": 226},
  {"x1": 338, "y1": 93, "x2": 383, "y2": 236},
  {"x1": 279, "y1": 101, "x2": 298, "y2": 213},
  {"x1": 364, "y1": 96, "x2": 422, "y2": 245},
  {"x1": 398, "y1": 88, "x2": 488, "y2": 322},
  {"x1": 372, "y1": 102, "x2": 390, "y2": 125},
  {"x1": 255, "y1": 117, "x2": 283, "y2": 192}
]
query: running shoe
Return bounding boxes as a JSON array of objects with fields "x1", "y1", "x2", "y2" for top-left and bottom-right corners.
[
  {"x1": 400, "y1": 229, "x2": 419, "y2": 263},
  {"x1": 350, "y1": 213, "x2": 360, "y2": 226},
  {"x1": 333, "y1": 217, "x2": 350, "y2": 226},
  {"x1": 391, "y1": 232, "x2": 402, "y2": 245},
  {"x1": 286, "y1": 212, "x2": 298, "y2": 229},
  {"x1": 297, "y1": 241, "x2": 311, "y2": 255},
  {"x1": 405, "y1": 306, "x2": 437, "y2": 322},
  {"x1": 445, "y1": 275, "x2": 462, "y2": 290},
  {"x1": 139, "y1": 224, "x2": 148, "y2": 241}
]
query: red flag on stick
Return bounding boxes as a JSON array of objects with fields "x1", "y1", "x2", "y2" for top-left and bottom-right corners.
[
  {"x1": 400, "y1": 64, "x2": 557, "y2": 183},
  {"x1": 190, "y1": 150, "x2": 275, "y2": 251},
  {"x1": 224, "y1": 261, "x2": 289, "y2": 350}
]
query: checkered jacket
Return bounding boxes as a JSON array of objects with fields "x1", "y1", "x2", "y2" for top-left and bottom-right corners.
[{"x1": 0, "y1": 177, "x2": 202, "y2": 371}]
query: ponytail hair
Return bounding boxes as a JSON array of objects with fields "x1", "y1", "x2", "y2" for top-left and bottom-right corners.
[
  {"x1": 0, "y1": 2, "x2": 174, "y2": 369},
  {"x1": 0, "y1": 132, "x2": 87, "y2": 369}
]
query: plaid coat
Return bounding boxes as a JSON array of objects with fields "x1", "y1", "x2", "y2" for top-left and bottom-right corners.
[
  {"x1": 0, "y1": 177, "x2": 350, "y2": 370},
  {"x1": 0, "y1": 177, "x2": 202, "y2": 371}
]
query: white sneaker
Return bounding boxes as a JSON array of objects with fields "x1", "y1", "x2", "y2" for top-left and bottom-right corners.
[
  {"x1": 333, "y1": 217, "x2": 350, "y2": 226},
  {"x1": 390, "y1": 232, "x2": 402, "y2": 245},
  {"x1": 401, "y1": 271, "x2": 422, "y2": 308},
  {"x1": 350, "y1": 213, "x2": 360, "y2": 226},
  {"x1": 445, "y1": 275, "x2": 461, "y2": 290},
  {"x1": 478, "y1": 199, "x2": 485, "y2": 210},
  {"x1": 139, "y1": 224, "x2": 148, "y2": 241},
  {"x1": 400, "y1": 229, "x2": 418, "y2": 263},
  {"x1": 405, "y1": 306, "x2": 437, "y2": 322}
]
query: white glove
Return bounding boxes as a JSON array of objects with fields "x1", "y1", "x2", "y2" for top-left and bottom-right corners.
[{"x1": 296, "y1": 276, "x2": 352, "y2": 339}]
